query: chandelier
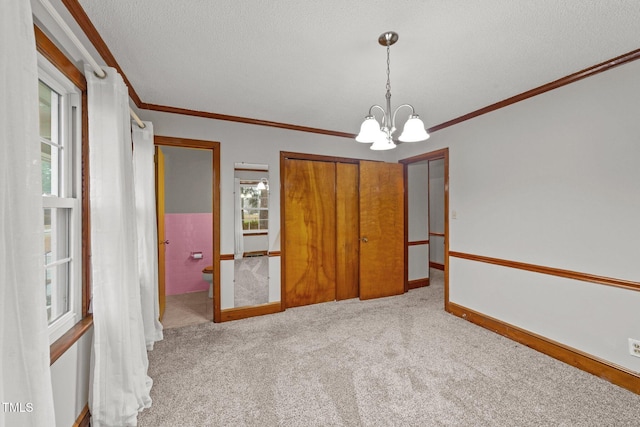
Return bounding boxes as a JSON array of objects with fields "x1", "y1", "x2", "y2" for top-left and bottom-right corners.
[{"x1": 356, "y1": 31, "x2": 429, "y2": 150}]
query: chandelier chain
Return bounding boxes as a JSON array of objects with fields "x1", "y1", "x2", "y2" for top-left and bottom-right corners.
[{"x1": 386, "y1": 44, "x2": 391, "y2": 95}]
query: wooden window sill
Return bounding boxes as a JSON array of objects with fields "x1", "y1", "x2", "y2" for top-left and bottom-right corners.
[{"x1": 50, "y1": 315, "x2": 93, "y2": 365}]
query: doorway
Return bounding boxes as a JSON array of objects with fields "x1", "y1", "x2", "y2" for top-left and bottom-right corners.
[
  {"x1": 155, "y1": 136, "x2": 221, "y2": 325},
  {"x1": 428, "y1": 158, "x2": 445, "y2": 271},
  {"x1": 400, "y1": 148, "x2": 449, "y2": 310}
]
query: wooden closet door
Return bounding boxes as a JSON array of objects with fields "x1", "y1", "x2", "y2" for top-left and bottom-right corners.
[
  {"x1": 335, "y1": 162, "x2": 359, "y2": 300},
  {"x1": 359, "y1": 160, "x2": 405, "y2": 300},
  {"x1": 283, "y1": 159, "x2": 336, "y2": 307}
]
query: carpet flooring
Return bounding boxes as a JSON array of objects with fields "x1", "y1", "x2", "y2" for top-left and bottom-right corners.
[
  {"x1": 140, "y1": 270, "x2": 640, "y2": 426},
  {"x1": 235, "y1": 256, "x2": 269, "y2": 307}
]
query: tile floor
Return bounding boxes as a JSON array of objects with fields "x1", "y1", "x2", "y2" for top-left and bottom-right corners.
[{"x1": 161, "y1": 291, "x2": 213, "y2": 329}]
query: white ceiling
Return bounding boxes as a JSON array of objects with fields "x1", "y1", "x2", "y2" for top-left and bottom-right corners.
[{"x1": 70, "y1": 0, "x2": 640, "y2": 136}]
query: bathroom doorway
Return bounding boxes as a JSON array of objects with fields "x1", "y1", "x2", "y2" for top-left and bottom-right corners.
[{"x1": 155, "y1": 136, "x2": 221, "y2": 327}]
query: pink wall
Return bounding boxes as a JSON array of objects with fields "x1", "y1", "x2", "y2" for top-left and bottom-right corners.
[{"x1": 164, "y1": 213, "x2": 213, "y2": 295}]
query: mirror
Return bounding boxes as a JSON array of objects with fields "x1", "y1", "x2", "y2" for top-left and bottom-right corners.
[{"x1": 233, "y1": 163, "x2": 269, "y2": 307}]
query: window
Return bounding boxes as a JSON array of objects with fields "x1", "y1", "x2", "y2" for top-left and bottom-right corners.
[
  {"x1": 38, "y1": 55, "x2": 82, "y2": 343},
  {"x1": 240, "y1": 180, "x2": 268, "y2": 232}
]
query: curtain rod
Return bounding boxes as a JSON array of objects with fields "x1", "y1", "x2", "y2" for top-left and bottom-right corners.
[{"x1": 38, "y1": 0, "x2": 146, "y2": 129}]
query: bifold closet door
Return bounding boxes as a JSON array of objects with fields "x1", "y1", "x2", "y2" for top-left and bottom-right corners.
[
  {"x1": 335, "y1": 162, "x2": 359, "y2": 300},
  {"x1": 359, "y1": 160, "x2": 404, "y2": 300},
  {"x1": 283, "y1": 159, "x2": 337, "y2": 307}
]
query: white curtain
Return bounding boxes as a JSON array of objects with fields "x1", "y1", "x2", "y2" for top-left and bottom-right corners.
[
  {"x1": 234, "y1": 178, "x2": 244, "y2": 260},
  {"x1": 132, "y1": 122, "x2": 163, "y2": 350},
  {"x1": 0, "y1": 2, "x2": 56, "y2": 426},
  {"x1": 86, "y1": 65, "x2": 152, "y2": 427}
]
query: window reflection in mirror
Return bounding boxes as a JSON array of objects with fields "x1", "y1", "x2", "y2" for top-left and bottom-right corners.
[
  {"x1": 234, "y1": 164, "x2": 269, "y2": 307},
  {"x1": 240, "y1": 180, "x2": 268, "y2": 232}
]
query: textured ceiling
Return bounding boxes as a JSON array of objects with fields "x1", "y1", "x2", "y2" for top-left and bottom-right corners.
[{"x1": 73, "y1": 0, "x2": 640, "y2": 135}]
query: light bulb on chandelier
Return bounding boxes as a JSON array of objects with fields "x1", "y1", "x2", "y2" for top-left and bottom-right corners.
[{"x1": 355, "y1": 31, "x2": 429, "y2": 150}]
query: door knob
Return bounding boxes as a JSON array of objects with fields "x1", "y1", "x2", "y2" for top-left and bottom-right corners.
[
  {"x1": 161, "y1": 240, "x2": 170, "y2": 245},
  {"x1": 361, "y1": 237, "x2": 368, "y2": 243}
]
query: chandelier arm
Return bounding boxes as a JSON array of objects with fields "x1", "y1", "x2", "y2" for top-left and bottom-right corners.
[
  {"x1": 368, "y1": 104, "x2": 387, "y2": 123},
  {"x1": 391, "y1": 104, "x2": 417, "y2": 133}
]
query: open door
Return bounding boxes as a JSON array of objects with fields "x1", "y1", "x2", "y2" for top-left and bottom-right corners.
[
  {"x1": 155, "y1": 146, "x2": 166, "y2": 320},
  {"x1": 359, "y1": 160, "x2": 405, "y2": 300}
]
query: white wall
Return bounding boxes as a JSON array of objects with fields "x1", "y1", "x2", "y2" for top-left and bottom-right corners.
[
  {"x1": 396, "y1": 59, "x2": 640, "y2": 372},
  {"x1": 162, "y1": 145, "x2": 213, "y2": 214},
  {"x1": 428, "y1": 158, "x2": 445, "y2": 265},
  {"x1": 143, "y1": 110, "x2": 393, "y2": 307},
  {"x1": 50, "y1": 330, "x2": 92, "y2": 427},
  {"x1": 407, "y1": 162, "x2": 429, "y2": 281}
]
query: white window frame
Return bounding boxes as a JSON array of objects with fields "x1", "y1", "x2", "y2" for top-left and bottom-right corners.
[{"x1": 38, "y1": 53, "x2": 83, "y2": 344}]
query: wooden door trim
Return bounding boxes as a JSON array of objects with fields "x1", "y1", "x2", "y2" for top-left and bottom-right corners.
[
  {"x1": 408, "y1": 278, "x2": 430, "y2": 289},
  {"x1": 402, "y1": 163, "x2": 409, "y2": 292},
  {"x1": 280, "y1": 153, "x2": 287, "y2": 310},
  {"x1": 399, "y1": 148, "x2": 449, "y2": 166},
  {"x1": 450, "y1": 251, "x2": 640, "y2": 292},
  {"x1": 220, "y1": 302, "x2": 282, "y2": 322},
  {"x1": 154, "y1": 136, "x2": 221, "y2": 322},
  {"x1": 408, "y1": 240, "x2": 429, "y2": 246},
  {"x1": 281, "y1": 151, "x2": 360, "y2": 164},
  {"x1": 155, "y1": 147, "x2": 166, "y2": 320},
  {"x1": 400, "y1": 148, "x2": 449, "y2": 309}
]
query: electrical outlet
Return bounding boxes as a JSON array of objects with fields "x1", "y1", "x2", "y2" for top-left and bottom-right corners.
[{"x1": 629, "y1": 338, "x2": 640, "y2": 358}]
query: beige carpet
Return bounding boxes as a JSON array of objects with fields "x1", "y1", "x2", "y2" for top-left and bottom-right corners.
[
  {"x1": 235, "y1": 255, "x2": 269, "y2": 307},
  {"x1": 140, "y1": 270, "x2": 640, "y2": 426}
]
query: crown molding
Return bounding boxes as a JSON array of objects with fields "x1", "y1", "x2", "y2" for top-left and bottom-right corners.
[{"x1": 61, "y1": 0, "x2": 640, "y2": 138}]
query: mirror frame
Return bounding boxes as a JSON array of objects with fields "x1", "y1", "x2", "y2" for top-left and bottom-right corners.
[
  {"x1": 219, "y1": 164, "x2": 282, "y2": 321},
  {"x1": 234, "y1": 165, "x2": 269, "y2": 305}
]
